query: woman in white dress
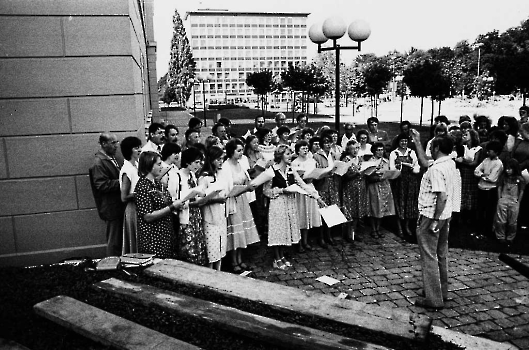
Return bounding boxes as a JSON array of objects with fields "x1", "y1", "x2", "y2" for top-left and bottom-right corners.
[{"x1": 119, "y1": 136, "x2": 142, "y2": 254}]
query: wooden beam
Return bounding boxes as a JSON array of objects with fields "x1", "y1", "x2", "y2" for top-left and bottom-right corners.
[
  {"x1": 144, "y1": 259, "x2": 432, "y2": 341},
  {"x1": 94, "y1": 278, "x2": 391, "y2": 350},
  {"x1": 33, "y1": 295, "x2": 201, "y2": 350}
]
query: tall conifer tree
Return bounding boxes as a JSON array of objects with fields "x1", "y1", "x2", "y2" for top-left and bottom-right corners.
[{"x1": 167, "y1": 9, "x2": 195, "y2": 105}]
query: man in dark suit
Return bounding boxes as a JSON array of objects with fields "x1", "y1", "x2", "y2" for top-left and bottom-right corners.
[{"x1": 89, "y1": 132, "x2": 125, "y2": 256}]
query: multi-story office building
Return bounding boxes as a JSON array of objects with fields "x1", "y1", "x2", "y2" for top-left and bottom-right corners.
[{"x1": 185, "y1": 10, "x2": 309, "y2": 106}]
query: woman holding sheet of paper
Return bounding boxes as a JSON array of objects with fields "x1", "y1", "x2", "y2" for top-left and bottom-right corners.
[
  {"x1": 340, "y1": 140, "x2": 369, "y2": 243},
  {"x1": 264, "y1": 144, "x2": 322, "y2": 269},
  {"x1": 219, "y1": 138, "x2": 260, "y2": 273},
  {"x1": 312, "y1": 132, "x2": 341, "y2": 247},
  {"x1": 175, "y1": 148, "x2": 208, "y2": 266},
  {"x1": 366, "y1": 143, "x2": 396, "y2": 238},
  {"x1": 135, "y1": 151, "x2": 184, "y2": 259},
  {"x1": 291, "y1": 140, "x2": 324, "y2": 252},
  {"x1": 198, "y1": 146, "x2": 228, "y2": 270}
]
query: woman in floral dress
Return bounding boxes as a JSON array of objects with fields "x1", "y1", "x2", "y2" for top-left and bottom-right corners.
[
  {"x1": 175, "y1": 148, "x2": 208, "y2": 266},
  {"x1": 341, "y1": 139, "x2": 368, "y2": 243},
  {"x1": 135, "y1": 152, "x2": 184, "y2": 258}
]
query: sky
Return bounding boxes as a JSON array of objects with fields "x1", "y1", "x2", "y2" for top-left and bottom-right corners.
[{"x1": 153, "y1": 0, "x2": 529, "y2": 79}]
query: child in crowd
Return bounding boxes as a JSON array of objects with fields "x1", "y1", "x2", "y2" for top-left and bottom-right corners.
[
  {"x1": 493, "y1": 159, "x2": 525, "y2": 246},
  {"x1": 474, "y1": 141, "x2": 504, "y2": 237}
]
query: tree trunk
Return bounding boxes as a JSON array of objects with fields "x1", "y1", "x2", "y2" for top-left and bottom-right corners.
[
  {"x1": 430, "y1": 98, "x2": 434, "y2": 127},
  {"x1": 419, "y1": 97, "x2": 424, "y2": 126},
  {"x1": 400, "y1": 94, "x2": 404, "y2": 123},
  {"x1": 438, "y1": 100, "x2": 442, "y2": 116}
]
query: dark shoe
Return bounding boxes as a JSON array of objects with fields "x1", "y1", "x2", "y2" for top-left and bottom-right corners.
[
  {"x1": 325, "y1": 237, "x2": 336, "y2": 246},
  {"x1": 232, "y1": 263, "x2": 242, "y2": 273},
  {"x1": 318, "y1": 239, "x2": 328, "y2": 249},
  {"x1": 298, "y1": 244, "x2": 305, "y2": 253},
  {"x1": 239, "y1": 262, "x2": 253, "y2": 271},
  {"x1": 414, "y1": 297, "x2": 444, "y2": 311},
  {"x1": 303, "y1": 242, "x2": 313, "y2": 251}
]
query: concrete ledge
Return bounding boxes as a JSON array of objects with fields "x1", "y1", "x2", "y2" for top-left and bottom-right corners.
[{"x1": 431, "y1": 325, "x2": 517, "y2": 350}]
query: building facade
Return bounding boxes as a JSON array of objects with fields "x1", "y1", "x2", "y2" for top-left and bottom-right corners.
[
  {"x1": 0, "y1": 0, "x2": 157, "y2": 266},
  {"x1": 185, "y1": 10, "x2": 309, "y2": 106}
]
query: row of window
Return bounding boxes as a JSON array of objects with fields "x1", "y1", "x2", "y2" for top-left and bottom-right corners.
[
  {"x1": 190, "y1": 26, "x2": 306, "y2": 36},
  {"x1": 194, "y1": 50, "x2": 306, "y2": 59},
  {"x1": 194, "y1": 60, "x2": 305, "y2": 69},
  {"x1": 188, "y1": 15, "x2": 307, "y2": 26},
  {"x1": 191, "y1": 38, "x2": 305, "y2": 47}
]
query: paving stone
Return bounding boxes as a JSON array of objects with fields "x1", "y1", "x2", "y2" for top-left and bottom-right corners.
[
  {"x1": 504, "y1": 326, "x2": 529, "y2": 338},
  {"x1": 487, "y1": 309, "x2": 510, "y2": 319},
  {"x1": 512, "y1": 338, "x2": 529, "y2": 349},
  {"x1": 485, "y1": 330, "x2": 515, "y2": 342}
]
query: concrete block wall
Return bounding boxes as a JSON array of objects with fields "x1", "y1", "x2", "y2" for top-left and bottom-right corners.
[{"x1": 0, "y1": 0, "x2": 157, "y2": 266}]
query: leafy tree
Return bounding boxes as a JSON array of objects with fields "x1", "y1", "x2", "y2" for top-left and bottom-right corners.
[
  {"x1": 167, "y1": 9, "x2": 196, "y2": 106},
  {"x1": 403, "y1": 58, "x2": 443, "y2": 125},
  {"x1": 363, "y1": 60, "x2": 392, "y2": 116},
  {"x1": 281, "y1": 63, "x2": 330, "y2": 114},
  {"x1": 246, "y1": 70, "x2": 274, "y2": 115}
]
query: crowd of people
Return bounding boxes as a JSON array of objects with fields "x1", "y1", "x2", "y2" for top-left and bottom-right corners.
[{"x1": 90, "y1": 106, "x2": 529, "y2": 279}]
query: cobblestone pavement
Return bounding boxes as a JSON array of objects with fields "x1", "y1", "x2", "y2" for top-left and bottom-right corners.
[{"x1": 242, "y1": 228, "x2": 529, "y2": 350}]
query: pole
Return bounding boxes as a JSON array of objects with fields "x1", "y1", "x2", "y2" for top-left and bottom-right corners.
[
  {"x1": 335, "y1": 40, "x2": 340, "y2": 134},
  {"x1": 192, "y1": 86, "x2": 196, "y2": 114},
  {"x1": 202, "y1": 80, "x2": 207, "y2": 127}
]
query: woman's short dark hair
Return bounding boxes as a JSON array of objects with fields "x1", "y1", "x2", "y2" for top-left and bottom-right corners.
[
  {"x1": 138, "y1": 151, "x2": 160, "y2": 177},
  {"x1": 181, "y1": 147, "x2": 204, "y2": 168},
  {"x1": 276, "y1": 126, "x2": 290, "y2": 136},
  {"x1": 394, "y1": 132, "x2": 410, "y2": 145},
  {"x1": 370, "y1": 142, "x2": 385, "y2": 154},
  {"x1": 486, "y1": 140, "x2": 503, "y2": 154},
  {"x1": 225, "y1": 138, "x2": 244, "y2": 158},
  {"x1": 301, "y1": 127, "x2": 315, "y2": 140},
  {"x1": 356, "y1": 129, "x2": 369, "y2": 140},
  {"x1": 309, "y1": 136, "x2": 321, "y2": 150},
  {"x1": 294, "y1": 140, "x2": 309, "y2": 154},
  {"x1": 256, "y1": 127, "x2": 272, "y2": 144},
  {"x1": 274, "y1": 144, "x2": 290, "y2": 163},
  {"x1": 120, "y1": 136, "x2": 142, "y2": 160},
  {"x1": 161, "y1": 142, "x2": 181, "y2": 161}
]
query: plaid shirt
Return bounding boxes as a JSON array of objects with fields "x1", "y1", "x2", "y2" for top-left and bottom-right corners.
[{"x1": 418, "y1": 156, "x2": 459, "y2": 220}]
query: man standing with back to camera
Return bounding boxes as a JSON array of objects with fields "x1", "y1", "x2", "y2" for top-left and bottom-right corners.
[{"x1": 412, "y1": 133, "x2": 458, "y2": 310}]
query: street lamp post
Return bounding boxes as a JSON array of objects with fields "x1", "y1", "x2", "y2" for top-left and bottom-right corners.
[
  {"x1": 475, "y1": 43, "x2": 484, "y2": 78},
  {"x1": 198, "y1": 74, "x2": 212, "y2": 127},
  {"x1": 189, "y1": 78, "x2": 196, "y2": 114},
  {"x1": 309, "y1": 17, "x2": 370, "y2": 134}
]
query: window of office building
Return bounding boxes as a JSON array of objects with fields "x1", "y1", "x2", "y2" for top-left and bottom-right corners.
[{"x1": 217, "y1": 83, "x2": 223, "y2": 90}]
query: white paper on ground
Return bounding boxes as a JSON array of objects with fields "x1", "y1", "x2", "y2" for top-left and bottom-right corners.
[
  {"x1": 316, "y1": 275, "x2": 341, "y2": 286},
  {"x1": 318, "y1": 204, "x2": 347, "y2": 227}
]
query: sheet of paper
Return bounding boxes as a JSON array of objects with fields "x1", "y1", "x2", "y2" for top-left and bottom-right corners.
[
  {"x1": 332, "y1": 160, "x2": 352, "y2": 176},
  {"x1": 284, "y1": 184, "x2": 309, "y2": 195},
  {"x1": 303, "y1": 167, "x2": 332, "y2": 180},
  {"x1": 227, "y1": 184, "x2": 247, "y2": 197},
  {"x1": 380, "y1": 169, "x2": 401, "y2": 180},
  {"x1": 522, "y1": 169, "x2": 529, "y2": 183},
  {"x1": 359, "y1": 161, "x2": 378, "y2": 175},
  {"x1": 316, "y1": 275, "x2": 341, "y2": 286},
  {"x1": 255, "y1": 158, "x2": 269, "y2": 169},
  {"x1": 181, "y1": 187, "x2": 205, "y2": 202},
  {"x1": 250, "y1": 167, "x2": 275, "y2": 187},
  {"x1": 203, "y1": 189, "x2": 222, "y2": 201},
  {"x1": 243, "y1": 130, "x2": 252, "y2": 139},
  {"x1": 318, "y1": 204, "x2": 347, "y2": 227}
]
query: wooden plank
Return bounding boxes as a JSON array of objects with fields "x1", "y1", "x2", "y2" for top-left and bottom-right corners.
[
  {"x1": 94, "y1": 278, "x2": 391, "y2": 350},
  {"x1": 33, "y1": 295, "x2": 201, "y2": 350},
  {"x1": 144, "y1": 259, "x2": 431, "y2": 341}
]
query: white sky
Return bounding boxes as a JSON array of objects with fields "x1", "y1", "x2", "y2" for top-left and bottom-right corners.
[{"x1": 153, "y1": 0, "x2": 529, "y2": 79}]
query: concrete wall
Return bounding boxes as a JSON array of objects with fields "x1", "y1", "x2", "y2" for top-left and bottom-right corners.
[{"x1": 0, "y1": 0, "x2": 157, "y2": 266}]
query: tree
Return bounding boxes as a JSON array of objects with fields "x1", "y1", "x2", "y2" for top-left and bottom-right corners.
[
  {"x1": 246, "y1": 70, "x2": 274, "y2": 115},
  {"x1": 281, "y1": 63, "x2": 330, "y2": 115},
  {"x1": 167, "y1": 9, "x2": 196, "y2": 106},
  {"x1": 403, "y1": 57, "x2": 442, "y2": 125},
  {"x1": 363, "y1": 60, "x2": 392, "y2": 116}
]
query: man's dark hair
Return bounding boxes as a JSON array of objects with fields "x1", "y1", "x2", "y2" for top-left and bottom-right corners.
[
  {"x1": 431, "y1": 136, "x2": 454, "y2": 155},
  {"x1": 218, "y1": 117, "x2": 231, "y2": 127},
  {"x1": 148, "y1": 123, "x2": 164, "y2": 139},
  {"x1": 296, "y1": 113, "x2": 307, "y2": 123},
  {"x1": 212, "y1": 123, "x2": 224, "y2": 136},
  {"x1": 185, "y1": 128, "x2": 199, "y2": 141},
  {"x1": 164, "y1": 124, "x2": 178, "y2": 138},
  {"x1": 188, "y1": 117, "x2": 202, "y2": 130},
  {"x1": 400, "y1": 120, "x2": 411, "y2": 130},
  {"x1": 161, "y1": 142, "x2": 181, "y2": 161},
  {"x1": 434, "y1": 115, "x2": 450, "y2": 125},
  {"x1": 519, "y1": 105, "x2": 529, "y2": 114}
]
